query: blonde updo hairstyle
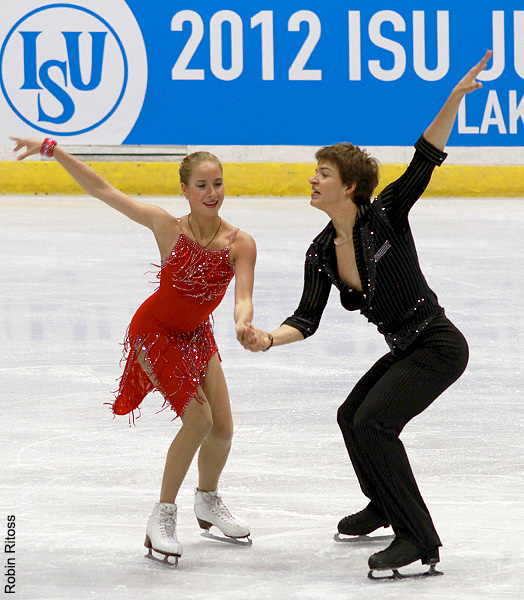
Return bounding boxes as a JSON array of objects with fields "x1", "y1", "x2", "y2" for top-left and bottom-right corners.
[{"x1": 179, "y1": 151, "x2": 223, "y2": 186}]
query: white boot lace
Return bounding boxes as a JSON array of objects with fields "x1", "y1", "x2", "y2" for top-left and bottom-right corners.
[
  {"x1": 158, "y1": 506, "x2": 178, "y2": 541},
  {"x1": 205, "y1": 494, "x2": 239, "y2": 525}
]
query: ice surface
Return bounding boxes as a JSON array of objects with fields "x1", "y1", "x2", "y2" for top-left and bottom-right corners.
[{"x1": 1, "y1": 195, "x2": 523, "y2": 599}]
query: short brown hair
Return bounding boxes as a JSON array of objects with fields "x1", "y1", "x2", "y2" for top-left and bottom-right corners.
[
  {"x1": 179, "y1": 151, "x2": 223, "y2": 186},
  {"x1": 315, "y1": 143, "x2": 379, "y2": 206}
]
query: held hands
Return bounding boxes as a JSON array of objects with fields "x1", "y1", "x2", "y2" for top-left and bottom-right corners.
[
  {"x1": 236, "y1": 323, "x2": 272, "y2": 352},
  {"x1": 10, "y1": 137, "x2": 44, "y2": 160}
]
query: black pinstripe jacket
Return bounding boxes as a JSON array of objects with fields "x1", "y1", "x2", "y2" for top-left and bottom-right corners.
[{"x1": 283, "y1": 136, "x2": 447, "y2": 352}]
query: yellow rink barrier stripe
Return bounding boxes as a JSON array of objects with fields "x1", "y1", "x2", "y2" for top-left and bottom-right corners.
[{"x1": 1, "y1": 160, "x2": 523, "y2": 197}]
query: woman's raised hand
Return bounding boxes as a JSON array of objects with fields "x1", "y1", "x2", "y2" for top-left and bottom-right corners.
[{"x1": 10, "y1": 137, "x2": 43, "y2": 161}]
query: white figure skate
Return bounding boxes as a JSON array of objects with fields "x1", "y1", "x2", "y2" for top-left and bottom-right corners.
[
  {"x1": 194, "y1": 489, "x2": 251, "y2": 545},
  {"x1": 144, "y1": 503, "x2": 183, "y2": 566}
]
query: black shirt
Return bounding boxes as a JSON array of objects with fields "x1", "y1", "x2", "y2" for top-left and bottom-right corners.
[{"x1": 283, "y1": 135, "x2": 447, "y2": 352}]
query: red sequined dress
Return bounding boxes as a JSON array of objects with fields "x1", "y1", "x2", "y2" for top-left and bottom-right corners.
[{"x1": 112, "y1": 220, "x2": 238, "y2": 419}]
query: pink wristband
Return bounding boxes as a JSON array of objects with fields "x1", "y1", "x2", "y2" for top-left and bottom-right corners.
[{"x1": 40, "y1": 138, "x2": 57, "y2": 157}]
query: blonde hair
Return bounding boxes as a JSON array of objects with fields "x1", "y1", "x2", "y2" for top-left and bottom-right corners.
[{"x1": 179, "y1": 151, "x2": 223, "y2": 186}]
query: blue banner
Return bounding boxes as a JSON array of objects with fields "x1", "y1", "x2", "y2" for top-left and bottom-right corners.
[{"x1": 1, "y1": 1, "x2": 523, "y2": 146}]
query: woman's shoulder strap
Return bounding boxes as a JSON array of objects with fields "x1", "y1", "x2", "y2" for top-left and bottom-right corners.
[{"x1": 226, "y1": 227, "x2": 240, "y2": 248}]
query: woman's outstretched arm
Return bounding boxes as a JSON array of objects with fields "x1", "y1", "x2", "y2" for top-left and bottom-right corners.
[{"x1": 11, "y1": 137, "x2": 170, "y2": 232}]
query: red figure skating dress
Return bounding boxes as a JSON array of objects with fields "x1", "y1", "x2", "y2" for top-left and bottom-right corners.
[{"x1": 112, "y1": 220, "x2": 238, "y2": 420}]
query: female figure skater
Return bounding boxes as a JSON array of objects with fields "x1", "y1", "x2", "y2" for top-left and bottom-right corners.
[
  {"x1": 12, "y1": 137, "x2": 256, "y2": 565},
  {"x1": 241, "y1": 51, "x2": 492, "y2": 576}
]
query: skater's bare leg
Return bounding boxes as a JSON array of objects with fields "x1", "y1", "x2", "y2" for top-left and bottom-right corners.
[
  {"x1": 159, "y1": 397, "x2": 213, "y2": 503},
  {"x1": 185, "y1": 356, "x2": 249, "y2": 539},
  {"x1": 197, "y1": 354, "x2": 233, "y2": 492},
  {"x1": 136, "y1": 348, "x2": 213, "y2": 504}
]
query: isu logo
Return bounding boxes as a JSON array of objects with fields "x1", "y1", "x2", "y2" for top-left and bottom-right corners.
[{"x1": 0, "y1": 2, "x2": 147, "y2": 142}]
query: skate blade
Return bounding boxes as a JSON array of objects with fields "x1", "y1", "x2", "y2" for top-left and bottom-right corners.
[
  {"x1": 334, "y1": 532, "x2": 394, "y2": 543},
  {"x1": 145, "y1": 548, "x2": 180, "y2": 567},
  {"x1": 368, "y1": 564, "x2": 443, "y2": 581},
  {"x1": 201, "y1": 530, "x2": 253, "y2": 546}
]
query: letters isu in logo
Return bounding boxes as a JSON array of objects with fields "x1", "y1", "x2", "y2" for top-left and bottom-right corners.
[{"x1": 0, "y1": 4, "x2": 129, "y2": 136}]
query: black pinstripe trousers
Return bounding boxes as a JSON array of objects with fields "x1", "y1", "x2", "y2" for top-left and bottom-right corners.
[{"x1": 337, "y1": 314, "x2": 469, "y2": 551}]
